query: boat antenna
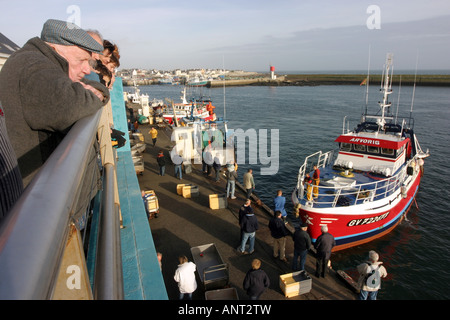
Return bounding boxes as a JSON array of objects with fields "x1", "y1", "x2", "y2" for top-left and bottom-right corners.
[
  {"x1": 395, "y1": 75, "x2": 402, "y2": 124},
  {"x1": 364, "y1": 45, "x2": 371, "y2": 115},
  {"x1": 223, "y1": 55, "x2": 226, "y2": 120},
  {"x1": 410, "y1": 52, "x2": 419, "y2": 127}
]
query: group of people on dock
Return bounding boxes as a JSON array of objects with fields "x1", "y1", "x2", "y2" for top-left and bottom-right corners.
[{"x1": 143, "y1": 127, "x2": 388, "y2": 300}]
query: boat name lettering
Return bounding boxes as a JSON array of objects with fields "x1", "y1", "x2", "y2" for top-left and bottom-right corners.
[
  {"x1": 347, "y1": 212, "x2": 389, "y2": 227},
  {"x1": 349, "y1": 138, "x2": 380, "y2": 145}
]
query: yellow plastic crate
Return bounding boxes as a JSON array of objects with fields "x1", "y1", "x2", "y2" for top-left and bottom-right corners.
[
  {"x1": 209, "y1": 194, "x2": 227, "y2": 210},
  {"x1": 182, "y1": 185, "x2": 199, "y2": 198}
]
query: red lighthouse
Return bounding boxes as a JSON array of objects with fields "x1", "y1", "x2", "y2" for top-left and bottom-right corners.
[{"x1": 270, "y1": 66, "x2": 275, "y2": 79}]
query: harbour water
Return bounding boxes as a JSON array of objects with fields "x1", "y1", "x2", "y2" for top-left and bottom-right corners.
[{"x1": 136, "y1": 81, "x2": 450, "y2": 300}]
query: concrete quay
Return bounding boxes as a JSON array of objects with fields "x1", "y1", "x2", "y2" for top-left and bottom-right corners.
[{"x1": 134, "y1": 120, "x2": 357, "y2": 301}]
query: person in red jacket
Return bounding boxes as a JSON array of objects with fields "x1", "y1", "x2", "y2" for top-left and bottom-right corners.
[{"x1": 312, "y1": 165, "x2": 321, "y2": 198}]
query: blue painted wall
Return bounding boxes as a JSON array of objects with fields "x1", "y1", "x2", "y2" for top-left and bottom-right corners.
[{"x1": 111, "y1": 78, "x2": 168, "y2": 300}]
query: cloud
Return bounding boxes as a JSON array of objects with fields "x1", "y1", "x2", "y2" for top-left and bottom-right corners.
[{"x1": 196, "y1": 15, "x2": 450, "y2": 71}]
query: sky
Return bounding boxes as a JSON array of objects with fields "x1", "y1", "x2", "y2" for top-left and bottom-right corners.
[{"x1": 1, "y1": 0, "x2": 450, "y2": 72}]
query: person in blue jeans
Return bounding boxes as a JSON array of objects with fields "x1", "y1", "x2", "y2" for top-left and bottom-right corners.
[
  {"x1": 357, "y1": 250, "x2": 388, "y2": 300},
  {"x1": 172, "y1": 153, "x2": 183, "y2": 180},
  {"x1": 292, "y1": 223, "x2": 312, "y2": 271},
  {"x1": 238, "y1": 208, "x2": 259, "y2": 254},
  {"x1": 225, "y1": 164, "x2": 238, "y2": 199},
  {"x1": 156, "y1": 150, "x2": 166, "y2": 176}
]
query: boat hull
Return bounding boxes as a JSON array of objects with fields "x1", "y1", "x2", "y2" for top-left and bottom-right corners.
[{"x1": 295, "y1": 171, "x2": 421, "y2": 251}]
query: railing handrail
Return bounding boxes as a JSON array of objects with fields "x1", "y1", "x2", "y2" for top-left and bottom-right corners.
[
  {"x1": 0, "y1": 108, "x2": 113, "y2": 299},
  {"x1": 302, "y1": 167, "x2": 407, "y2": 208}
]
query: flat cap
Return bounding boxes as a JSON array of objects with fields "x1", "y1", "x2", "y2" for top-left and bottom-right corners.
[{"x1": 40, "y1": 19, "x2": 103, "y2": 54}]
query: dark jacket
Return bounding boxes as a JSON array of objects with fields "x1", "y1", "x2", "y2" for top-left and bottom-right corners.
[
  {"x1": 157, "y1": 153, "x2": 166, "y2": 166},
  {"x1": 225, "y1": 169, "x2": 237, "y2": 181},
  {"x1": 293, "y1": 229, "x2": 312, "y2": 252},
  {"x1": 268, "y1": 216, "x2": 289, "y2": 239},
  {"x1": 240, "y1": 213, "x2": 259, "y2": 233},
  {"x1": 0, "y1": 37, "x2": 110, "y2": 186},
  {"x1": 314, "y1": 232, "x2": 336, "y2": 260},
  {"x1": 238, "y1": 204, "x2": 253, "y2": 225},
  {"x1": 243, "y1": 268, "x2": 270, "y2": 298}
]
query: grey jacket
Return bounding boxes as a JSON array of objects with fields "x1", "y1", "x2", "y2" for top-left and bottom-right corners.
[{"x1": 0, "y1": 37, "x2": 110, "y2": 186}]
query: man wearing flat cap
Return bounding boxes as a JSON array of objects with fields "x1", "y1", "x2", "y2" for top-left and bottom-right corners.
[
  {"x1": 292, "y1": 222, "x2": 312, "y2": 271},
  {"x1": 0, "y1": 19, "x2": 110, "y2": 187}
]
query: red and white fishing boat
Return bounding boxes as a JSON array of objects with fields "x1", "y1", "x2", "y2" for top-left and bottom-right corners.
[
  {"x1": 292, "y1": 54, "x2": 430, "y2": 251},
  {"x1": 159, "y1": 87, "x2": 216, "y2": 124}
]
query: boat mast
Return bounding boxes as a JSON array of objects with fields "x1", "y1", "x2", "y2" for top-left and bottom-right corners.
[
  {"x1": 377, "y1": 53, "x2": 394, "y2": 131},
  {"x1": 409, "y1": 53, "x2": 419, "y2": 127}
]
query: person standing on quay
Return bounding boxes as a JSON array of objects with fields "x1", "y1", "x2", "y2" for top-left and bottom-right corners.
[
  {"x1": 156, "y1": 150, "x2": 166, "y2": 176},
  {"x1": 357, "y1": 250, "x2": 388, "y2": 300},
  {"x1": 314, "y1": 225, "x2": 335, "y2": 278},
  {"x1": 292, "y1": 222, "x2": 312, "y2": 271},
  {"x1": 149, "y1": 126, "x2": 158, "y2": 147},
  {"x1": 174, "y1": 255, "x2": 197, "y2": 300},
  {"x1": 225, "y1": 163, "x2": 238, "y2": 199},
  {"x1": 238, "y1": 199, "x2": 253, "y2": 244},
  {"x1": 243, "y1": 259, "x2": 270, "y2": 300},
  {"x1": 238, "y1": 204, "x2": 259, "y2": 254},
  {"x1": 172, "y1": 152, "x2": 183, "y2": 180},
  {"x1": 268, "y1": 210, "x2": 290, "y2": 262},
  {"x1": 273, "y1": 190, "x2": 287, "y2": 221},
  {"x1": 243, "y1": 168, "x2": 255, "y2": 199}
]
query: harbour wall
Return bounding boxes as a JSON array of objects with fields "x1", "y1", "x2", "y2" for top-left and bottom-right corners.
[{"x1": 123, "y1": 74, "x2": 450, "y2": 87}]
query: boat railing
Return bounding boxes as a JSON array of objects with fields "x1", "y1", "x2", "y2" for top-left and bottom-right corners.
[
  {"x1": 296, "y1": 150, "x2": 335, "y2": 199},
  {"x1": 0, "y1": 102, "x2": 123, "y2": 299},
  {"x1": 303, "y1": 168, "x2": 408, "y2": 208}
]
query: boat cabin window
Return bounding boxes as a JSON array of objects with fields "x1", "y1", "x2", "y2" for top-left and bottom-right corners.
[
  {"x1": 367, "y1": 146, "x2": 379, "y2": 154},
  {"x1": 381, "y1": 148, "x2": 394, "y2": 156},
  {"x1": 353, "y1": 144, "x2": 366, "y2": 152},
  {"x1": 340, "y1": 143, "x2": 352, "y2": 152},
  {"x1": 395, "y1": 145, "x2": 405, "y2": 158}
]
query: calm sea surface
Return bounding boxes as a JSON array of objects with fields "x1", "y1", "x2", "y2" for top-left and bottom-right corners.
[{"x1": 137, "y1": 82, "x2": 450, "y2": 300}]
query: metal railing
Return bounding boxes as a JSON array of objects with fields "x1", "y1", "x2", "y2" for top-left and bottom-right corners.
[
  {"x1": 301, "y1": 164, "x2": 412, "y2": 208},
  {"x1": 0, "y1": 105, "x2": 123, "y2": 299},
  {"x1": 295, "y1": 150, "x2": 418, "y2": 208}
]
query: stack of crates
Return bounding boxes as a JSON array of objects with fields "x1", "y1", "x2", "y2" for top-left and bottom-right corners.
[{"x1": 176, "y1": 184, "x2": 199, "y2": 198}]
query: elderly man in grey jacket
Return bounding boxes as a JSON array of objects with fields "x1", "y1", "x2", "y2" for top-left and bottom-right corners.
[{"x1": 0, "y1": 19, "x2": 110, "y2": 187}]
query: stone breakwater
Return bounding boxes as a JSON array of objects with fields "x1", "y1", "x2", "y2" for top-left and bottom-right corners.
[
  {"x1": 208, "y1": 74, "x2": 450, "y2": 87},
  {"x1": 123, "y1": 74, "x2": 450, "y2": 87}
]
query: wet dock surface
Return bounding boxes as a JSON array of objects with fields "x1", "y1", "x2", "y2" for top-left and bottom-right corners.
[{"x1": 134, "y1": 120, "x2": 357, "y2": 301}]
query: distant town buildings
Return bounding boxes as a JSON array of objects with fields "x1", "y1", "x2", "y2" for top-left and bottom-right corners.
[{"x1": 117, "y1": 68, "x2": 262, "y2": 85}]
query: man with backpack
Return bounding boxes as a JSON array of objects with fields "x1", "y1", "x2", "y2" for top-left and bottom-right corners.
[{"x1": 357, "y1": 250, "x2": 388, "y2": 300}]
